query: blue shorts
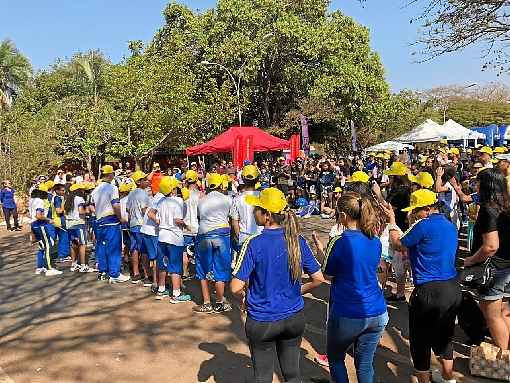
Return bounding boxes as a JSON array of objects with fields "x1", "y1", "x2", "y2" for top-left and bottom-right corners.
[
  {"x1": 142, "y1": 234, "x2": 159, "y2": 261},
  {"x1": 183, "y1": 235, "x2": 196, "y2": 247},
  {"x1": 130, "y1": 228, "x2": 145, "y2": 253},
  {"x1": 195, "y1": 228, "x2": 232, "y2": 282},
  {"x1": 157, "y1": 242, "x2": 185, "y2": 274},
  {"x1": 478, "y1": 267, "x2": 510, "y2": 301},
  {"x1": 68, "y1": 225, "x2": 86, "y2": 245}
]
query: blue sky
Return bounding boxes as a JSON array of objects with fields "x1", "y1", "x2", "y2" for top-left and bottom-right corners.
[{"x1": 2, "y1": 0, "x2": 506, "y2": 91}]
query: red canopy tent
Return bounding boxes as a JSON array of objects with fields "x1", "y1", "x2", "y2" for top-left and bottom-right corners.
[{"x1": 186, "y1": 126, "x2": 290, "y2": 169}]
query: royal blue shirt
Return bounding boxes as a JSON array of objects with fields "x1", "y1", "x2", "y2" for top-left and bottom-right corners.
[
  {"x1": 234, "y1": 228, "x2": 320, "y2": 322},
  {"x1": 400, "y1": 213, "x2": 458, "y2": 285},
  {"x1": 323, "y1": 230, "x2": 386, "y2": 319},
  {"x1": 0, "y1": 188, "x2": 16, "y2": 209}
]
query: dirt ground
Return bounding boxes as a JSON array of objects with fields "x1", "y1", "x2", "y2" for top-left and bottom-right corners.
[{"x1": 0, "y1": 218, "x2": 492, "y2": 382}]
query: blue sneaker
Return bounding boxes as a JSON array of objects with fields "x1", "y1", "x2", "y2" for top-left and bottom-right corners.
[
  {"x1": 155, "y1": 289, "x2": 170, "y2": 300},
  {"x1": 169, "y1": 293, "x2": 192, "y2": 304}
]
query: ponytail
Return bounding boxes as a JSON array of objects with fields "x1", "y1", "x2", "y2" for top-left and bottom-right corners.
[
  {"x1": 64, "y1": 191, "x2": 75, "y2": 214},
  {"x1": 283, "y1": 209, "x2": 302, "y2": 282},
  {"x1": 267, "y1": 208, "x2": 302, "y2": 282},
  {"x1": 336, "y1": 192, "x2": 380, "y2": 238}
]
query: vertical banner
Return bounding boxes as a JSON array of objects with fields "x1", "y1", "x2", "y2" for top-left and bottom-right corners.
[
  {"x1": 243, "y1": 135, "x2": 254, "y2": 163},
  {"x1": 233, "y1": 135, "x2": 243, "y2": 170},
  {"x1": 289, "y1": 134, "x2": 300, "y2": 162},
  {"x1": 299, "y1": 114, "x2": 310, "y2": 156},
  {"x1": 350, "y1": 120, "x2": 357, "y2": 152}
]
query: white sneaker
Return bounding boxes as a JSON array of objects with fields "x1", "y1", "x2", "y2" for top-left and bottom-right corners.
[
  {"x1": 79, "y1": 265, "x2": 97, "y2": 273},
  {"x1": 35, "y1": 268, "x2": 47, "y2": 275},
  {"x1": 431, "y1": 370, "x2": 456, "y2": 383},
  {"x1": 70, "y1": 263, "x2": 80, "y2": 272},
  {"x1": 45, "y1": 268, "x2": 63, "y2": 276},
  {"x1": 109, "y1": 273, "x2": 130, "y2": 284}
]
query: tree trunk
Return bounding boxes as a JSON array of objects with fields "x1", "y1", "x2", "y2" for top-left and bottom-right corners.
[{"x1": 86, "y1": 154, "x2": 93, "y2": 174}]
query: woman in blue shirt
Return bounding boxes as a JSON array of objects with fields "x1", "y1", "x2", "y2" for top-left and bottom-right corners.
[
  {"x1": 0, "y1": 179, "x2": 21, "y2": 231},
  {"x1": 322, "y1": 192, "x2": 388, "y2": 383},
  {"x1": 384, "y1": 189, "x2": 461, "y2": 383},
  {"x1": 231, "y1": 187, "x2": 324, "y2": 383}
]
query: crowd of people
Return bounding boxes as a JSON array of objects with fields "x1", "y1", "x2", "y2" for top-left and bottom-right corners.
[{"x1": 2, "y1": 141, "x2": 510, "y2": 382}]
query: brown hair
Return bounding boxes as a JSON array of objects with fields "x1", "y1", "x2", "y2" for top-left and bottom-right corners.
[{"x1": 336, "y1": 192, "x2": 379, "y2": 238}]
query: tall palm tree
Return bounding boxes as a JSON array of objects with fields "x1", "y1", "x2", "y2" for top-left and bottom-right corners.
[{"x1": 0, "y1": 39, "x2": 32, "y2": 110}]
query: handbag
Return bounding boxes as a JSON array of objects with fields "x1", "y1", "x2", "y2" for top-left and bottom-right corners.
[{"x1": 460, "y1": 258, "x2": 496, "y2": 290}]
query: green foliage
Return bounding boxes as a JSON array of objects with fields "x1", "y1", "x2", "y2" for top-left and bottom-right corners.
[{"x1": 446, "y1": 97, "x2": 510, "y2": 127}]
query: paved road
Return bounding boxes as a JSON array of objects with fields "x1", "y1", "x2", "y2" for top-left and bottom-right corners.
[{"x1": 0, "y1": 219, "x2": 490, "y2": 382}]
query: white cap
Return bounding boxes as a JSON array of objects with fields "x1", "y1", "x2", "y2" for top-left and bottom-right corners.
[{"x1": 495, "y1": 154, "x2": 510, "y2": 161}]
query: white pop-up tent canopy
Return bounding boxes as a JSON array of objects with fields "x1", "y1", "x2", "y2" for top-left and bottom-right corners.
[
  {"x1": 441, "y1": 119, "x2": 486, "y2": 141},
  {"x1": 395, "y1": 119, "x2": 444, "y2": 143},
  {"x1": 365, "y1": 141, "x2": 414, "y2": 152}
]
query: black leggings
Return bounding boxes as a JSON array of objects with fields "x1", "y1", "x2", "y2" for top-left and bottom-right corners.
[
  {"x1": 2, "y1": 207, "x2": 19, "y2": 229},
  {"x1": 409, "y1": 278, "x2": 462, "y2": 372},
  {"x1": 245, "y1": 310, "x2": 305, "y2": 383}
]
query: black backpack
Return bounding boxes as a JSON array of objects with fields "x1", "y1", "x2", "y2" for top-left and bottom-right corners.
[{"x1": 457, "y1": 290, "x2": 488, "y2": 346}]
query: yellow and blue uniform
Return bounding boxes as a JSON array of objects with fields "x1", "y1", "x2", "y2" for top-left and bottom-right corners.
[
  {"x1": 31, "y1": 197, "x2": 56, "y2": 270},
  {"x1": 53, "y1": 195, "x2": 70, "y2": 258},
  {"x1": 234, "y1": 229, "x2": 320, "y2": 321},
  {"x1": 91, "y1": 182, "x2": 122, "y2": 278}
]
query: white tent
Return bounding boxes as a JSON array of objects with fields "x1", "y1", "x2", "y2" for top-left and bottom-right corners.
[
  {"x1": 440, "y1": 119, "x2": 486, "y2": 141},
  {"x1": 365, "y1": 141, "x2": 414, "y2": 152},
  {"x1": 395, "y1": 119, "x2": 443, "y2": 143}
]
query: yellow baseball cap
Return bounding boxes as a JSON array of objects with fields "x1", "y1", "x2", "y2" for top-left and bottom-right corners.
[
  {"x1": 448, "y1": 148, "x2": 460, "y2": 156},
  {"x1": 347, "y1": 171, "x2": 370, "y2": 183},
  {"x1": 159, "y1": 176, "x2": 179, "y2": 195},
  {"x1": 241, "y1": 164, "x2": 260, "y2": 180},
  {"x1": 494, "y1": 146, "x2": 507, "y2": 154},
  {"x1": 101, "y1": 165, "x2": 114, "y2": 174},
  {"x1": 408, "y1": 172, "x2": 434, "y2": 189},
  {"x1": 38, "y1": 183, "x2": 49, "y2": 192},
  {"x1": 375, "y1": 153, "x2": 385, "y2": 159},
  {"x1": 69, "y1": 183, "x2": 86, "y2": 192},
  {"x1": 402, "y1": 189, "x2": 438, "y2": 212},
  {"x1": 131, "y1": 170, "x2": 147, "y2": 183},
  {"x1": 334, "y1": 186, "x2": 342, "y2": 193},
  {"x1": 185, "y1": 170, "x2": 199, "y2": 183},
  {"x1": 181, "y1": 186, "x2": 190, "y2": 201},
  {"x1": 440, "y1": 139, "x2": 448, "y2": 145},
  {"x1": 84, "y1": 181, "x2": 96, "y2": 190},
  {"x1": 44, "y1": 180, "x2": 55, "y2": 189},
  {"x1": 479, "y1": 146, "x2": 493, "y2": 156},
  {"x1": 384, "y1": 162, "x2": 408, "y2": 176},
  {"x1": 206, "y1": 173, "x2": 223, "y2": 189},
  {"x1": 118, "y1": 183, "x2": 132, "y2": 193},
  {"x1": 245, "y1": 187, "x2": 288, "y2": 214}
]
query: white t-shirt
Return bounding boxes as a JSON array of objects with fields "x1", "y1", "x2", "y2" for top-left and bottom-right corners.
[
  {"x1": 140, "y1": 192, "x2": 165, "y2": 236},
  {"x1": 183, "y1": 189, "x2": 201, "y2": 236},
  {"x1": 158, "y1": 196, "x2": 185, "y2": 246},
  {"x1": 126, "y1": 188, "x2": 150, "y2": 228},
  {"x1": 66, "y1": 196, "x2": 86, "y2": 227},
  {"x1": 91, "y1": 182, "x2": 119, "y2": 221},
  {"x1": 29, "y1": 198, "x2": 46, "y2": 223},
  {"x1": 120, "y1": 196, "x2": 129, "y2": 224},
  {"x1": 198, "y1": 191, "x2": 232, "y2": 234},
  {"x1": 230, "y1": 190, "x2": 263, "y2": 244},
  {"x1": 329, "y1": 223, "x2": 344, "y2": 238}
]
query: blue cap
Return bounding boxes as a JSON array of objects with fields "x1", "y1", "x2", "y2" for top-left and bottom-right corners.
[{"x1": 243, "y1": 159, "x2": 252, "y2": 166}]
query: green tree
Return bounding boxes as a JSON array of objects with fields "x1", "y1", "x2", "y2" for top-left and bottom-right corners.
[{"x1": 0, "y1": 39, "x2": 32, "y2": 110}]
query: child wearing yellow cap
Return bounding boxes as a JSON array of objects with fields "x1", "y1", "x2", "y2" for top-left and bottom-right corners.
[
  {"x1": 65, "y1": 183, "x2": 93, "y2": 273},
  {"x1": 29, "y1": 184, "x2": 62, "y2": 276}
]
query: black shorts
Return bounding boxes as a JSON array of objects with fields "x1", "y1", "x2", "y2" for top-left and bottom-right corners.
[{"x1": 409, "y1": 278, "x2": 462, "y2": 371}]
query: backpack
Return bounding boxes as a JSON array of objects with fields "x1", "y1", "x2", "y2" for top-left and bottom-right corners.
[{"x1": 457, "y1": 290, "x2": 488, "y2": 346}]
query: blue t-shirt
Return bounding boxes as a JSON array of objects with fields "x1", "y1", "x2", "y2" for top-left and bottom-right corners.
[
  {"x1": 400, "y1": 213, "x2": 458, "y2": 285},
  {"x1": 0, "y1": 188, "x2": 16, "y2": 209},
  {"x1": 234, "y1": 228, "x2": 320, "y2": 322},
  {"x1": 323, "y1": 230, "x2": 386, "y2": 319}
]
